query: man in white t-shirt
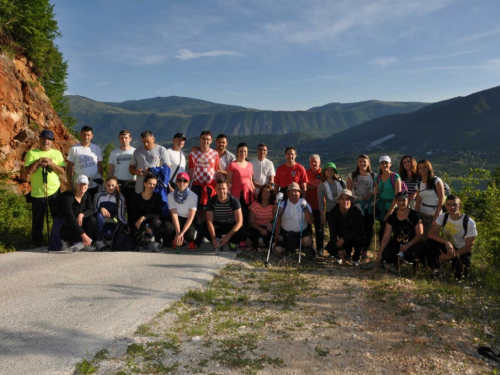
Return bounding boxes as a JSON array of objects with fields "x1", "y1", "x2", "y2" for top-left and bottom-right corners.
[
  {"x1": 215, "y1": 134, "x2": 235, "y2": 180},
  {"x1": 109, "y1": 129, "x2": 136, "y2": 219},
  {"x1": 250, "y1": 143, "x2": 275, "y2": 193},
  {"x1": 425, "y1": 195, "x2": 477, "y2": 280},
  {"x1": 129, "y1": 130, "x2": 169, "y2": 194},
  {"x1": 166, "y1": 132, "x2": 187, "y2": 190},
  {"x1": 66, "y1": 126, "x2": 103, "y2": 200}
]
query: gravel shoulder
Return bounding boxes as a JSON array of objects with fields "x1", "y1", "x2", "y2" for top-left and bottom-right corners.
[{"x1": 83, "y1": 252, "x2": 497, "y2": 375}]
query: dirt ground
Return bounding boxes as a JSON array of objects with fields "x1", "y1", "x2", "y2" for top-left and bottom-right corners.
[{"x1": 77, "y1": 252, "x2": 497, "y2": 375}]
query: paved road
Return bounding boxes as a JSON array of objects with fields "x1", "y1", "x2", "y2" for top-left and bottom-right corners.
[{"x1": 0, "y1": 245, "x2": 234, "y2": 375}]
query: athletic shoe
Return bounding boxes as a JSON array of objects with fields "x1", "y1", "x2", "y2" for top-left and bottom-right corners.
[
  {"x1": 188, "y1": 241, "x2": 196, "y2": 250},
  {"x1": 317, "y1": 247, "x2": 325, "y2": 256},
  {"x1": 83, "y1": 245, "x2": 96, "y2": 252},
  {"x1": 430, "y1": 269, "x2": 444, "y2": 280},
  {"x1": 361, "y1": 251, "x2": 368, "y2": 260},
  {"x1": 238, "y1": 241, "x2": 250, "y2": 250},
  {"x1": 228, "y1": 242, "x2": 237, "y2": 252},
  {"x1": 152, "y1": 242, "x2": 161, "y2": 252},
  {"x1": 386, "y1": 263, "x2": 399, "y2": 274},
  {"x1": 95, "y1": 240, "x2": 107, "y2": 251},
  {"x1": 352, "y1": 260, "x2": 360, "y2": 266},
  {"x1": 69, "y1": 242, "x2": 85, "y2": 253},
  {"x1": 360, "y1": 261, "x2": 379, "y2": 270},
  {"x1": 305, "y1": 246, "x2": 317, "y2": 260},
  {"x1": 336, "y1": 258, "x2": 343, "y2": 265}
]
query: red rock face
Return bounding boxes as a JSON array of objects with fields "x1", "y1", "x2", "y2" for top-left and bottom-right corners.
[{"x1": 0, "y1": 54, "x2": 76, "y2": 193}]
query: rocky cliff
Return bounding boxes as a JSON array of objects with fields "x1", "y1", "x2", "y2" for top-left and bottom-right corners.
[{"x1": 0, "y1": 53, "x2": 76, "y2": 193}]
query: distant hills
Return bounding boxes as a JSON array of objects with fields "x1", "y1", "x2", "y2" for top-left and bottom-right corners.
[
  {"x1": 66, "y1": 95, "x2": 428, "y2": 146},
  {"x1": 302, "y1": 85, "x2": 500, "y2": 157}
]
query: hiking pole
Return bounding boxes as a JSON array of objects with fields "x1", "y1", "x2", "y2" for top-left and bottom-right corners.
[
  {"x1": 42, "y1": 166, "x2": 50, "y2": 245},
  {"x1": 373, "y1": 193, "x2": 377, "y2": 256},
  {"x1": 264, "y1": 192, "x2": 283, "y2": 268},
  {"x1": 298, "y1": 202, "x2": 306, "y2": 268}
]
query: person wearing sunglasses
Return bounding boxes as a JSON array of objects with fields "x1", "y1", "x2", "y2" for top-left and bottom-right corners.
[
  {"x1": 165, "y1": 172, "x2": 198, "y2": 252},
  {"x1": 424, "y1": 195, "x2": 477, "y2": 280}
]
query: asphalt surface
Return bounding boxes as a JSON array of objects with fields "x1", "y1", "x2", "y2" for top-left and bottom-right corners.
[{"x1": 0, "y1": 244, "x2": 234, "y2": 375}]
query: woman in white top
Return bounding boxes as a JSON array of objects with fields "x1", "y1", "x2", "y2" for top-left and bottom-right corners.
[
  {"x1": 347, "y1": 155, "x2": 377, "y2": 258},
  {"x1": 165, "y1": 172, "x2": 198, "y2": 253},
  {"x1": 415, "y1": 159, "x2": 445, "y2": 238}
]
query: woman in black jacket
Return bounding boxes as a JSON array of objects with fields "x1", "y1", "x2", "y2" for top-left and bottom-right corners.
[{"x1": 327, "y1": 189, "x2": 364, "y2": 265}]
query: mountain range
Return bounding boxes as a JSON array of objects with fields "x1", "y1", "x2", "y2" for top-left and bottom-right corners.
[{"x1": 66, "y1": 95, "x2": 428, "y2": 145}]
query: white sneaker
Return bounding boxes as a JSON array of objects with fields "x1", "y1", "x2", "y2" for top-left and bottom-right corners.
[
  {"x1": 352, "y1": 260, "x2": 360, "y2": 266},
  {"x1": 152, "y1": 242, "x2": 161, "y2": 252},
  {"x1": 69, "y1": 242, "x2": 85, "y2": 253},
  {"x1": 337, "y1": 258, "x2": 343, "y2": 265},
  {"x1": 95, "y1": 240, "x2": 107, "y2": 251},
  {"x1": 83, "y1": 245, "x2": 97, "y2": 252}
]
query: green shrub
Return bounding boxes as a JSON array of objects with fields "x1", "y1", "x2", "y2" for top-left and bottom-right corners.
[{"x1": 0, "y1": 188, "x2": 33, "y2": 252}]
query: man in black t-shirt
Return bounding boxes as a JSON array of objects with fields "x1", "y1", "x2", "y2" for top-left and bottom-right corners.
[{"x1": 197, "y1": 180, "x2": 248, "y2": 251}]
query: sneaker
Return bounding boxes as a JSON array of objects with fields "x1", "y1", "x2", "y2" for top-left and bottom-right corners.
[
  {"x1": 352, "y1": 260, "x2": 360, "y2": 266},
  {"x1": 172, "y1": 240, "x2": 180, "y2": 254},
  {"x1": 228, "y1": 242, "x2": 237, "y2": 252},
  {"x1": 238, "y1": 241, "x2": 250, "y2": 250},
  {"x1": 337, "y1": 258, "x2": 343, "y2": 265},
  {"x1": 386, "y1": 263, "x2": 399, "y2": 274},
  {"x1": 305, "y1": 246, "x2": 317, "y2": 260},
  {"x1": 430, "y1": 269, "x2": 444, "y2": 280},
  {"x1": 152, "y1": 242, "x2": 161, "y2": 252},
  {"x1": 318, "y1": 247, "x2": 325, "y2": 256},
  {"x1": 361, "y1": 251, "x2": 368, "y2": 260},
  {"x1": 69, "y1": 242, "x2": 85, "y2": 253},
  {"x1": 360, "y1": 261, "x2": 379, "y2": 270},
  {"x1": 95, "y1": 240, "x2": 107, "y2": 251},
  {"x1": 83, "y1": 245, "x2": 97, "y2": 252},
  {"x1": 188, "y1": 241, "x2": 196, "y2": 250}
]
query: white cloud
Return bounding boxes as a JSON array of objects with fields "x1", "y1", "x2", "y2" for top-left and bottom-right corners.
[
  {"x1": 449, "y1": 27, "x2": 500, "y2": 45},
  {"x1": 409, "y1": 49, "x2": 482, "y2": 62},
  {"x1": 174, "y1": 49, "x2": 243, "y2": 60},
  {"x1": 371, "y1": 57, "x2": 399, "y2": 68}
]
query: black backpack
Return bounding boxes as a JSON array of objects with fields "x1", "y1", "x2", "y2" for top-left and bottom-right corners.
[
  {"x1": 111, "y1": 224, "x2": 138, "y2": 251},
  {"x1": 442, "y1": 213, "x2": 469, "y2": 239}
]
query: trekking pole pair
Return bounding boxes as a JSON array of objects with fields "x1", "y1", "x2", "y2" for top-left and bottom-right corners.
[
  {"x1": 264, "y1": 192, "x2": 283, "y2": 268},
  {"x1": 42, "y1": 166, "x2": 51, "y2": 244}
]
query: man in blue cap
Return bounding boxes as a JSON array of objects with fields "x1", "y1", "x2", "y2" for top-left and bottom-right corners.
[{"x1": 24, "y1": 130, "x2": 66, "y2": 247}]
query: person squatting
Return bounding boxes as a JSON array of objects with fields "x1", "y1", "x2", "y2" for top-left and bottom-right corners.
[{"x1": 25, "y1": 128, "x2": 477, "y2": 280}]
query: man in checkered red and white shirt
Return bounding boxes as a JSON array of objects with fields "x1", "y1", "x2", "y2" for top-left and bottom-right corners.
[{"x1": 189, "y1": 130, "x2": 220, "y2": 223}]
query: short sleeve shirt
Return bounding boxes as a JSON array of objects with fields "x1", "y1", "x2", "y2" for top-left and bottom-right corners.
[
  {"x1": 275, "y1": 163, "x2": 308, "y2": 189},
  {"x1": 386, "y1": 209, "x2": 421, "y2": 244},
  {"x1": 306, "y1": 168, "x2": 322, "y2": 210},
  {"x1": 130, "y1": 145, "x2": 169, "y2": 193},
  {"x1": 25, "y1": 148, "x2": 66, "y2": 197},
  {"x1": 189, "y1": 149, "x2": 220, "y2": 185},
  {"x1": 418, "y1": 177, "x2": 442, "y2": 215},
  {"x1": 377, "y1": 172, "x2": 401, "y2": 210},
  {"x1": 250, "y1": 158, "x2": 275, "y2": 187},
  {"x1": 249, "y1": 201, "x2": 273, "y2": 226},
  {"x1": 167, "y1": 190, "x2": 198, "y2": 218},
  {"x1": 165, "y1": 148, "x2": 186, "y2": 180},
  {"x1": 109, "y1": 147, "x2": 136, "y2": 181},
  {"x1": 436, "y1": 214, "x2": 477, "y2": 249},
  {"x1": 206, "y1": 194, "x2": 241, "y2": 224},
  {"x1": 67, "y1": 143, "x2": 103, "y2": 188}
]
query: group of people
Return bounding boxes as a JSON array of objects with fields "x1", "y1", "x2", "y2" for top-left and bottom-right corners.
[{"x1": 24, "y1": 127, "x2": 477, "y2": 279}]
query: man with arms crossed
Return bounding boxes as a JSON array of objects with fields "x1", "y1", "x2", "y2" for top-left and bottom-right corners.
[
  {"x1": 274, "y1": 147, "x2": 308, "y2": 199},
  {"x1": 108, "y1": 129, "x2": 136, "y2": 219},
  {"x1": 250, "y1": 143, "x2": 275, "y2": 194},
  {"x1": 425, "y1": 195, "x2": 477, "y2": 280},
  {"x1": 66, "y1": 126, "x2": 103, "y2": 200},
  {"x1": 24, "y1": 130, "x2": 66, "y2": 247},
  {"x1": 129, "y1": 130, "x2": 169, "y2": 194}
]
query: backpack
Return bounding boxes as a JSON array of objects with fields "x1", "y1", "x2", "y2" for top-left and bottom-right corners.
[
  {"x1": 377, "y1": 172, "x2": 409, "y2": 194},
  {"x1": 442, "y1": 213, "x2": 469, "y2": 239},
  {"x1": 111, "y1": 224, "x2": 138, "y2": 251},
  {"x1": 433, "y1": 176, "x2": 452, "y2": 196}
]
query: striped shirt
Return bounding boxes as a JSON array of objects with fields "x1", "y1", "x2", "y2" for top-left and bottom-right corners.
[
  {"x1": 206, "y1": 194, "x2": 241, "y2": 224},
  {"x1": 249, "y1": 201, "x2": 273, "y2": 226},
  {"x1": 93, "y1": 191, "x2": 127, "y2": 225}
]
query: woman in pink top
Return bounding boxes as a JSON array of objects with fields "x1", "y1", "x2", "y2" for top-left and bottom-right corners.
[{"x1": 227, "y1": 143, "x2": 256, "y2": 247}]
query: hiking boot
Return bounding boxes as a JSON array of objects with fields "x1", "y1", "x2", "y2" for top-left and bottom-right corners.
[
  {"x1": 188, "y1": 241, "x2": 196, "y2": 250},
  {"x1": 305, "y1": 246, "x2": 317, "y2": 260}
]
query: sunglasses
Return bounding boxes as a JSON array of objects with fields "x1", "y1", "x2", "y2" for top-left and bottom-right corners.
[{"x1": 176, "y1": 179, "x2": 189, "y2": 183}]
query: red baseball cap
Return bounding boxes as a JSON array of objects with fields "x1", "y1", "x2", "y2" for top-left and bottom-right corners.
[{"x1": 176, "y1": 172, "x2": 190, "y2": 182}]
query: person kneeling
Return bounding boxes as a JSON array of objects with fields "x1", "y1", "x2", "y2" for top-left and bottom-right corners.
[
  {"x1": 48, "y1": 175, "x2": 96, "y2": 252},
  {"x1": 376, "y1": 192, "x2": 425, "y2": 273},
  {"x1": 326, "y1": 189, "x2": 364, "y2": 265},
  {"x1": 165, "y1": 172, "x2": 198, "y2": 253},
  {"x1": 273, "y1": 182, "x2": 316, "y2": 260},
  {"x1": 424, "y1": 195, "x2": 477, "y2": 280},
  {"x1": 199, "y1": 179, "x2": 248, "y2": 251}
]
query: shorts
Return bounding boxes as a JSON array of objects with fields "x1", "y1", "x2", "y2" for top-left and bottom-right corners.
[{"x1": 276, "y1": 227, "x2": 312, "y2": 251}]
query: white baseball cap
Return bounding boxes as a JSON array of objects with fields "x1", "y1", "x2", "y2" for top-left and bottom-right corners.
[
  {"x1": 379, "y1": 155, "x2": 391, "y2": 163},
  {"x1": 76, "y1": 175, "x2": 89, "y2": 184}
]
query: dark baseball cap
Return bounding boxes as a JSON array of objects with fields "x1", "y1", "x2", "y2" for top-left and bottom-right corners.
[
  {"x1": 173, "y1": 133, "x2": 187, "y2": 140},
  {"x1": 40, "y1": 130, "x2": 55, "y2": 140}
]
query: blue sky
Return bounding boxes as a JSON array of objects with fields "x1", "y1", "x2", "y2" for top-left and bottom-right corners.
[{"x1": 53, "y1": 0, "x2": 500, "y2": 110}]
